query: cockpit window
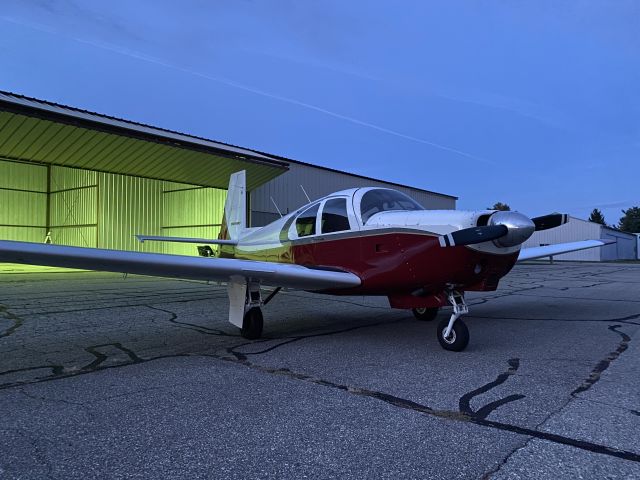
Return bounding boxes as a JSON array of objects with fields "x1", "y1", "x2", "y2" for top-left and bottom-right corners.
[
  {"x1": 321, "y1": 198, "x2": 351, "y2": 234},
  {"x1": 295, "y1": 203, "x2": 320, "y2": 237},
  {"x1": 360, "y1": 189, "x2": 423, "y2": 224}
]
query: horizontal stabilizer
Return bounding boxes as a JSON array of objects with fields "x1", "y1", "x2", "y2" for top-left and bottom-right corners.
[
  {"x1": 0, "y1": 240, "x2": 360, "y2": 291},
  {"x1": 517, "y1": 239, "x2": 614, "y2": 262},
  {"x1": 135, "y1": 235, "x2": 237, "y2": 245}
]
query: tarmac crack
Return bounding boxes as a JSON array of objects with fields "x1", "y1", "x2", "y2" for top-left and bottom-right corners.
[
  {"x1": 83, "y1": 343, "x2": 144, "y2": 370},
  {"x1": 227, "y1": 315, "x2": 406, "y2": 359},
  {"x1": 571, "y1": 325, "x2": 631, "y2": 396},
  {"x1": 459, "y1": 358, "x2": 525, "y2": 420},
  {"x1": 145, "y1": 305, "x2": 236, "y2": 337},
  {"x1": 0, "y1": 304, "x2": 24, "y2": 339}
]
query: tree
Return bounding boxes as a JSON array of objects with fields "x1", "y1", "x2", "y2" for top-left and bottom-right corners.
[
  {"x1": 489, "y1": 202, "x2": 511, "y2": 211},
  {"x1": 588, "y1": 208, "x2": 606, "y2": 225},
  {"x1": 618, "y1": 207, "x2": 640, "y2": 233}
]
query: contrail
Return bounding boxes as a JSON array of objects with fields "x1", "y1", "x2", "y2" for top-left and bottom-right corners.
[{"x1": 1, "y1": 16, "x2": 493, "y2": 165}]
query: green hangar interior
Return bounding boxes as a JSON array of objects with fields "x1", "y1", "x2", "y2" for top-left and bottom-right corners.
[{"x1": 0, "y1": 90, "x2": 457, "y2": 271}]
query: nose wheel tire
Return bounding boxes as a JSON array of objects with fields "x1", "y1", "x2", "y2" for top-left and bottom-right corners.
[
  {"x1": 412, "y1": 307, "x2": 439, "y2": 321},
  {"x1": 241, "y1": 307, "x2": 263, "y2": 339},
  {"x1": 437, "y1": 317, "x2": 469, "y2": 351}
]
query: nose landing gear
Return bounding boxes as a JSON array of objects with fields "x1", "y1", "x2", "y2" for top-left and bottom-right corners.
[{"x1": 437, "y1": 290, "x2": 469, "y2": 351}]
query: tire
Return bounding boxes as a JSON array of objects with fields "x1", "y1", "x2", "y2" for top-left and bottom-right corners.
[
  {"x1": 412, "y1": 307, "x2": 439, "y2": 321},
  {"x1": 437, "y1": 317, "x2": 469, "y2": 352},
  {"x1": 241, "y1": 307, "x2": 263, "y2": 340}
]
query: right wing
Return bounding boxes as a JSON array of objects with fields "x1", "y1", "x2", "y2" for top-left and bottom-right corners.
[
  {"x1": 517, "y1": 239, "x2": 614, "y2": 262},
  {"x1": 0, "y1": 240, "x2": 360, "y2": 291}
]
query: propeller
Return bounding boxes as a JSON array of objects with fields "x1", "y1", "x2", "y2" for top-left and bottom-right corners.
[
  {"x1": 531, "y1": 213, "x2": 569, "y2": 231},
  {"x1": 438, "y1": 212, "x2": 568, "y2": 248},
  {"x1": 438, "y1": 225, "x2": 508, "y2": 247}
]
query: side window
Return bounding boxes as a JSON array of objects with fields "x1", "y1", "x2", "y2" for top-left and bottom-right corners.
[
  {"x1": 295, "y1": 203, "x2": 320, "y2": 237},
  {"x1": 321, "y1": 198, "x2": 351, "y2": 234}
]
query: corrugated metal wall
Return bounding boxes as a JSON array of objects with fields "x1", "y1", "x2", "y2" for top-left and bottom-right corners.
[
  {"x1": 50, "y1": 166, "x2": 97, "y2": 247},
  {"x1": 97, "y1": 174, "x2": 226, "y2": 255},
  {"x1": 0, "y1": 158, "x2": 47, "y2": 242},
  {"x1": 98, "y1": 172, "x2": 163, "y2": 254},
  {"x1": 161, "y1": 182, "x2": 225, "y2": 256},
  {"x1": 250, "y1": 162, "x2": 456, "y2": 226},
  {"x1": 601, "y1": 229, "x2": 637, "y2": 261},
  {"x1": 523, "y1": 218, "x2": 602, "y2": 261}
]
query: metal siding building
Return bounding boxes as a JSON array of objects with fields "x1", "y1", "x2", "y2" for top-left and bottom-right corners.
[
  {"x1": 523, "y1": 216, "x2": 638, "y2": 261},
  {"x1": 0, "y1": 90, "x2": 456, "y2": 269},
  {"x1": 250, "y1": 160, "x2": 456, "y2": 226}
]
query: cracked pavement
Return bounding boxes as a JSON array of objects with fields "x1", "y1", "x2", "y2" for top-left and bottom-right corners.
[{"x1": 0, "y1": 262, "x2": 639, "y2": 479}]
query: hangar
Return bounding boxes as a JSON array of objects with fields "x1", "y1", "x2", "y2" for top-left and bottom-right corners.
[
  {"x1": 0, "y1": 90, "x2": 456, "y2": 266},
  {"x1": 523, "y1": 216, "x2": 638, "y2": 261}
]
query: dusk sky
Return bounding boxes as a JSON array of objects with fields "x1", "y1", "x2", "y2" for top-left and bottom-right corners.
[{"x1": 1, "y1": 1, "x2": 638, "y2": 223}]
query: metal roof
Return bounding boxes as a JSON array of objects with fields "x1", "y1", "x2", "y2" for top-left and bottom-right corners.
[
  {"x1": 250, "y1": 150, "x2": 458, "y2": 200},
  {"x1": 0, "y1": 90, "x2": 288, "y2": 190}
]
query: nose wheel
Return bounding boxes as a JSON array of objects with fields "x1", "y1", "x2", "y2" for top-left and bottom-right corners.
[{"x1": 437, "y1": 317, "x2": 469, "y2": 351}]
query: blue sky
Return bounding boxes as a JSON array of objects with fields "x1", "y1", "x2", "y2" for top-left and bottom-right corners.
[{"x1": 1, "y1": 1, "x2": 638, "y2": 224}]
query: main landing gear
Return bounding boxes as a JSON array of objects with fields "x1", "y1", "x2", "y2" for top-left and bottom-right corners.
[
  {"x1": 412, "y1": 307, "x2": 439, "y2": 321},
  {"x1": 437, "y1": 290, "x2": 469, "y2": 352},
  {"x1": 227, "y1": 280, "x2": 281, "y2": 340}
]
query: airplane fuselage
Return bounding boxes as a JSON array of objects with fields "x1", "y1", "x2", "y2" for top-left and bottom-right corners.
[{"x1": 219, "y1": 187, "x2": 522, "y2": 309}]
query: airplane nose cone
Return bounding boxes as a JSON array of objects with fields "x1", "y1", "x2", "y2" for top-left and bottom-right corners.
[{"x1": 489, "y1": 211, "x2": 535, "y2": 247}]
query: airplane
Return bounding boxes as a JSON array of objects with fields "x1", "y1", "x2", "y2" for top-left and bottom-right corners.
[{"x1": 0, "y1": 171, "x2": 612, "y2": 351}]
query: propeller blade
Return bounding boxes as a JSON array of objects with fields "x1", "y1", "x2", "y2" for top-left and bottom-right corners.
[
  {"x1": 439, "y1": 225, "x2": 508, "y2": 247},
  {"x1": 531, "y1": 213, "x2": 569, "y2": 231}
]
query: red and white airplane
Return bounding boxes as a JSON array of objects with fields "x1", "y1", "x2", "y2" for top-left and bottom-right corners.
[{"x1": 0, "y1": 171, "x2": 611, "y2": 351}]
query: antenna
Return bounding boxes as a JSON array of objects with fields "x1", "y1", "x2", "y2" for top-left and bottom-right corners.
[
  {"x1": 270, "y1": 196, "x2": 283, "y2": 218},
  {"x1": 300, "y1": 185, "x2": 311, "y2": 203}
]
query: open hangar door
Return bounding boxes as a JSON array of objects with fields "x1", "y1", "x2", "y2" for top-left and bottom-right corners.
[{"x1": 0, "y1": 158, "x2": 227, "y2": 272}]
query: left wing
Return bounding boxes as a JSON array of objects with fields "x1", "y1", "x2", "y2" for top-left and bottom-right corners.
[
  {"x1": 0, "y1": 240, "x2": 361, "y2": 291},
  {"x1": 517, "y1": 239, "x2": 614, "y2": 262}
]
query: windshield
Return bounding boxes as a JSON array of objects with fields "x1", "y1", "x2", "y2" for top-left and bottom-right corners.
[{"x1": 360, "y1": 189, "x2": 423, "y2": 224}]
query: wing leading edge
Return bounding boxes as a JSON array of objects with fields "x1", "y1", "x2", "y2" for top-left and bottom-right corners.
[
  {"x1": 517, "y1": 239, "x2": 614, "y2": 262},
  {"x1": 0, "y1": 240, "x2": 361, "y2": 291}
]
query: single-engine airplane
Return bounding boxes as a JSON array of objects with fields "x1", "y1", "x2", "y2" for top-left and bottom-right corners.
[{"x1": 0, "y1": 171, "x2": 612, "y2": 351}]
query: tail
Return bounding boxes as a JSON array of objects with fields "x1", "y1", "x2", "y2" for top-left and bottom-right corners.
[{"x1": 219, "y1": 170, "x2": 246, "y2": 241}]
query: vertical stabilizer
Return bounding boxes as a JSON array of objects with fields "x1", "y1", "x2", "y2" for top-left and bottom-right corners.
[{"x1": 220, "y1": 170, "x2": 246, "y2": 240}]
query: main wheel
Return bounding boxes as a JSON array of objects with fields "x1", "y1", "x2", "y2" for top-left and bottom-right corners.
[
  {"x1": 437, "y1": 317, "x2": 469, "y2": 351},
  {"x1": 412, "y1": 307, "x2": 439, "y2": 321},
  {"x1": 241, "y1": 307, "x2": 263, "y2": 340}
]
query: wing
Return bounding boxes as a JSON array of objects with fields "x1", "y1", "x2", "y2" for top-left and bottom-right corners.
[
  {"x1": 0, "y1": 240, "x2": 360, "y2": 291},
  {"x1": 135, "y1": 235, "x2": 237, "y2": 245},
  {"x1": 517, "y1": 239, "x2": 614, "y2": 262}
]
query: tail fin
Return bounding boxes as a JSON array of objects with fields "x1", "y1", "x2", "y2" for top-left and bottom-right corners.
[{"x1": 219, "y1": 170, "x2": 246, "y2": 241}]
